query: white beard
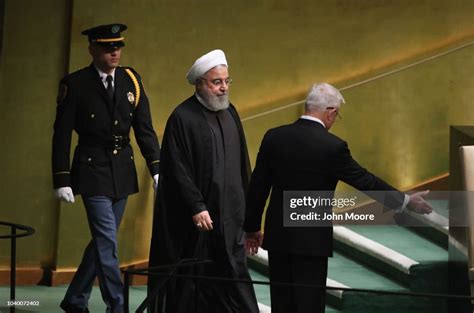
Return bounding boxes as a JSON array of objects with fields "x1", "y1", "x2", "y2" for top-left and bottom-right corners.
[{"x1": 198, "y1": 91, "x2": 229, "y2": 111}]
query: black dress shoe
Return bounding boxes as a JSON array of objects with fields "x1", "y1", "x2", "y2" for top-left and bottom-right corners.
[
  {"x1": 63, "y1": 309, "x2": 89, "y2": 313},
  {"x1": 60, "y1": 302, "x2": 89, "y2": 313}
]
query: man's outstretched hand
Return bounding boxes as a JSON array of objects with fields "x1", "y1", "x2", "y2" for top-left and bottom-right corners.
[{"x1": 407, "y1": 190, "x2": 433, "y2": 214}]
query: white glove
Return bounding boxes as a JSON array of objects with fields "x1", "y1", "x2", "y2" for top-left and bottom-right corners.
[
  {"x1": 54, "y1": 187, "x2": 75, "y2": 203},
  {"x1": 153, "y1": 174, "x2": 159, "y2": 190}
]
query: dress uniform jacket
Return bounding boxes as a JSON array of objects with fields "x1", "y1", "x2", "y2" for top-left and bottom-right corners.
[{"x1": 52, "y1": 64, "x2": 160, "y2": 198}]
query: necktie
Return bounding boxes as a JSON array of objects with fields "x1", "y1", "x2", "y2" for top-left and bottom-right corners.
[{"x1": 106, "y1": 75, "x2": 114, "y2": 100}]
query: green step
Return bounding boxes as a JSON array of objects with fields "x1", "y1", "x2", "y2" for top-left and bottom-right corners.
[
  {"x1": 249, "y1": 268, "x2": 271, "y2": 306},
  {"x1": 0, "y1": 285, "x2": 149, "y2": 312},
  {"x1": 249, "y1": 268, "x2": 341, "y2": 312},
  {"x1": 339, "y1": 225, "x2": 449, "y2": 291},
  {"x1": 328, "y1": 252, "x2": 447, "y2": 313},
  {"x1": 328, "y1": 251, "x2": 408, "y2": 291},
  {"x1": 249, "y1": 251, "x2": 411, "y2": 309},
  {"x1": 343, "y1": 225, "x2": 447, "y2": 264},
  {"x1": 248, "y1": 248, "x2": 447, "y2": 313},
  {"x1": 430, "y1": 199, "x2": 449, "y2": 219},
  {"x1": 399, "y1": 199, "x2": 448, "y2": 247}
]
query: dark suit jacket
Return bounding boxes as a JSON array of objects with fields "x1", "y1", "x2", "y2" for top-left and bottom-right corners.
[
  {"x1": 244, "y1": 118, "x2": 404, "y2": 256},
  {"x1": 52, "y1": 64, "x2": 160, "y2": 197}
]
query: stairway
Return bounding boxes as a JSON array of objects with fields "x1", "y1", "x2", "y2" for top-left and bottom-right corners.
[{"x1": 248, "y1": 200, "x2": 449, "y2": 313}]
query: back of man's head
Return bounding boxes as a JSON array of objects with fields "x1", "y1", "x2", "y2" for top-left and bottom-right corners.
[{"x1": 305, "y1": 83, "x2": 345, "y2": 113}]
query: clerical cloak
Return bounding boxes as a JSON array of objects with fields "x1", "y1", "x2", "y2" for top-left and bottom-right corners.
[{"x1": 148, "y1": 95, "x2": 258, "y2": 313}]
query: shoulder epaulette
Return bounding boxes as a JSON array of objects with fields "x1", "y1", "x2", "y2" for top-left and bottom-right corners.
[{"x1": 124, "y1": 67, "x2": 140, "y2": 107}]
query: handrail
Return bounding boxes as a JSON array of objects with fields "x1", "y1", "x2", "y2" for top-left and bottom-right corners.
[
  {"x1": 123, "y1": 259, "x2": 473, "y2": 313},
  {"x1": 0, "y1": 221, "x2": 35, "y2": 239},
  {"x1": 122, "y1": 258, "x2": 211, "y2": 313},
  {"x1": 0, "y1": 221, "x2": 35, "y2": 313}
]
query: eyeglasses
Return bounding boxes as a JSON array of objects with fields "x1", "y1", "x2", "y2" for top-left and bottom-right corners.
[
  {"x1": 326, "y1": 107, "x2": 342, "y2": 119},
  {"x1": 200, "y1": 77, "x2": 233, "y2": 87}
]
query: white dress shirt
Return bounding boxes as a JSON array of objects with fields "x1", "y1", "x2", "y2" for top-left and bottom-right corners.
[
  {"x1": 95, "y1": 66, "x2": 116, "y2": 89},
  {"x1": 300, "y1": 115, "x2": 326, "y2": 128}
]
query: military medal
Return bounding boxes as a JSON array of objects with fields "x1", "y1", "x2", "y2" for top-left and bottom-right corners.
[{"x1": 127, "y1": 91, "x2": 135, "y2": 104}]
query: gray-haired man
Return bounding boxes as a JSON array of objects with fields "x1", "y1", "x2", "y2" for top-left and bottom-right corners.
[{"x1": 244, "y1": 82, "x2": 432, "y2": 313}]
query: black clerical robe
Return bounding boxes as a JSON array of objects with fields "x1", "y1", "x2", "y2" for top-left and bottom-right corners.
[{"x1": 148, "y1": 95, "x2": 258, "y2": 313}]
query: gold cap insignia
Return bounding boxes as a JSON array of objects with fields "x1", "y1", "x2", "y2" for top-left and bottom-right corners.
[{"x1": 111, "y1": 25, "x2": 121, "y2": 34}]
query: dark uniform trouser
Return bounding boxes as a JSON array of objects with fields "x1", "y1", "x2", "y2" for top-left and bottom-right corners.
[
  {"x1": 268, "y1": 251, "x2": 328, "y2": 313},
  {"x1": 61, "y1": 196, "x2": 127, "y2": 313}
]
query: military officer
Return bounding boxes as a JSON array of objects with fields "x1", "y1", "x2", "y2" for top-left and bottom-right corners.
[{"x1": 51, "y1": 23, "x2": 160, "y2": 313}]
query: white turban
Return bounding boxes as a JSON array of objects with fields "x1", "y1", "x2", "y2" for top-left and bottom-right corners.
[{"x1": 186, "y1": 49, "x2": 228, "y2": 85}]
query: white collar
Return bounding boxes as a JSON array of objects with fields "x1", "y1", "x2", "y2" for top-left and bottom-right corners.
[
  {"x1": 300, "y1": 115, "x2": 326, "y2": 128},
  {"x1": 95, "y1": 66, "x2": 116, "y2": 82}
]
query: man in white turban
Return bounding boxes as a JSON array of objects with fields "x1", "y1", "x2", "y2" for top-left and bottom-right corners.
[{"x1": 148, "y1": 49, "x2": 259, "y2": 313}]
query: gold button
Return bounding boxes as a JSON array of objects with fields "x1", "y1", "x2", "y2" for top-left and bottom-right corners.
[
  {"x1": 114, "y1": 120, "x2": 118, "y2": 125},
  {"x1": 130, "y1": 156, "x2": 134, "y2": 160},
  {"x1": 113, "y1": 150, "x2": 118, "y2": 155},
  {"x1": 87, "y1": 157, "x2": 92, "y2": 162},
  {"x1": 91, "y1": 114, "x2": 95, "y2": 118}
]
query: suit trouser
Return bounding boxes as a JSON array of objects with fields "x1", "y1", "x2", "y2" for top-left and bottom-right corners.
[
  {"x1": 61, "y1": 196, "x2": 127, "y2": 313},
  {"x1": 268, "y1": 251, "x2": 328, "y2": 313}
]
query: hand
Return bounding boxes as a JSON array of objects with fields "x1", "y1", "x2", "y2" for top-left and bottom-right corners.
[
  {"x1": 192, "y1": 210, "x2": 213, "y2": 231},
  {"x1": 245, "y1": 231, "x2": 263, "y2": 255},
  {"x1": 153, "y1": 174, "x2": 159, "y2": 190},
  {"x1": 54, "y1": 187, "x2": 75, "y2": 203},
  {"x1": 407, "y1": 190, "x2": 433, "y2": 214}
]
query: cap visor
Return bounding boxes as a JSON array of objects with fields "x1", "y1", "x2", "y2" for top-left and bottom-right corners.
[{"x1": 95, "y1": 41, "x2": 125, "y2": 48}]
